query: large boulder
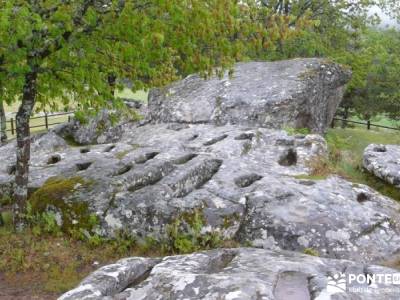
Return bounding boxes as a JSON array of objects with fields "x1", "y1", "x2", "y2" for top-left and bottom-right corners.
[
  {"x1": 53, "y1": 107, "x2": 145, "y2": 146},
  {"x1": 60, "y1": 248, "x2": 400, "y2": 300},
  {"x1": 148, "y1": 58, "x2": 351, "y2": 133},
  {"x1": 363, "y1": 144, "x2": 400, "y2": 188}
]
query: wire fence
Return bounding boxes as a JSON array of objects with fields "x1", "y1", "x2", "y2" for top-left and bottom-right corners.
[
  {"x1": 4, "y1": 112, "x2": 74, "y2": 136},
  {"x1": 332, "y1": 117, "x2": 400, "y2": 131}
]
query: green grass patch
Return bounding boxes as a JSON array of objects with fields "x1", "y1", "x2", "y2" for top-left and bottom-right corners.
[
  {"x1": 116, "y1": 89, "x2": 148, "y2": 101},
  {"x1": 323, "y1": 128, "x2": 400, "y2": 201},
  {"x1": 294, "y1": 174, "x2": 328, "y2": 181},
  {"x1": 347, "y1": 115, "x2": 400, "y2": 129}
]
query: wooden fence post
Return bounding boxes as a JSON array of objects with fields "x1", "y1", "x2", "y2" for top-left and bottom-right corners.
[
  {"x1": 10, "y1": 118, "x2": 14, "y2": 135},
  {"x1": 45, "y1": 113, "x2": 49, "y2": 130},
  {"x1": 367, "y1": 120, "x2": 371, "y2": 130}
]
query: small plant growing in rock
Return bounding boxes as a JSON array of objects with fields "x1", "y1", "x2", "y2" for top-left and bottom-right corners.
[
  {"x1": 303, "y1": 248, "x2": 319, "y2": 257},
  {"x1": 164, "y1": 209, "x2": 222, "y2": 254},
  {"x1": 0, "y1": 195, "x2": 12, "y2": 207},
  {"x1": 255, "y1": 130, "x2": 263, "y2": 143},
  {"x1": 241, "y1": 141, "x2": 253, "y2": 156},
  {"x1": 284, "y1": 127, "x2": 311, "y2": 136}
]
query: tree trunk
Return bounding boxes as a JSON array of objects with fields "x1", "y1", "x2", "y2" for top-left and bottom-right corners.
[
  {"x1": 341, "y1": 106, "x2": 349, "y2": 128},
  {"x1": 13, "y1": 72, "x2": 37, "y2": 229},
  {"x1": 108, "y1": 73, "x2": 117, "y2": 97},
  {"x1": 0, "y1": 99, "x2": 7, "y2": 144}
]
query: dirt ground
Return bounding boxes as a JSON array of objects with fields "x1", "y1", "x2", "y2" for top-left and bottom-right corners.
[{"x1": 0, "y1": 273, "x2": 59, "y2": 300}]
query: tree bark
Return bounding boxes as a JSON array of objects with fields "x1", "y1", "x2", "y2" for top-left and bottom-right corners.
[
  {"x1": 0, "y1": 99, "x2": 7, "y2": 144},
  {"x1": 108, "y1": 73, "x2": 117, "y2": 97},
  {"x1": 13, "y1": 72, "x2": 37, "y2": 229},
  {"x1": 341, "y1": 106, "x2": 349, "y2": 128}
]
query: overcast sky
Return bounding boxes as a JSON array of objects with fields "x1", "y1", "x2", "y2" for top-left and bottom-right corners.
[{"x1": 369, "y1": 5, "x2": 399, "y2": 28}]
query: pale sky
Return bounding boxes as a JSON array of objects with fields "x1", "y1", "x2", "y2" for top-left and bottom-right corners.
[{"x1": 369, "y1": 5, "x2": 399, "y2": 28}]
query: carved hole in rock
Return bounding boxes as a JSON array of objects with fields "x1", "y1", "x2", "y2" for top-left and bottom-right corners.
[
  {"x1": 80, "y1": 148, "x2": 90, "y2": 154},
  {"x1": 298, "y1": 180, "x2": 315, "y2": 186},
  {"x1": 205, "y1": 251, "x2": 237, "y2": 273},
  {"x1": 47, "y1": 154, "x2": 61, "y2": 165},
  {"x1": 357, "y1": 192, "x2": 370, "y2": 203},
  {"x1": 278, "y1": 149, "x2": 298, "y2": 166},
  {"x1": 188, "y1": 134, "x2": 199, "y2": 141},
  {"x1": 135, "y1": 152, "x2": 160, "y2": 164},
  {"x1": 167, "y1": 123, "x2": 189, "y2": 131},
  {"x1": 234, "y1": 133, "x2": 255, "y2": 141},
  {"x1": 170, "y1": 159, "x2": 223, "y2": 197},
  {"x1": 203, "y1": 134, "x2": 228, "y2": 146},
  {"x1": 114, "y1": 164, "x2": 133, "y2": 176},
  {"x1": 76, "y1": 162, "x2": 93, "y2": 171},
  {"x1": 104, "y1": 145, "x2": 116, "y2": 152},
  {"x1": 274, "y1": 271, "x2": 311, "y2": 300},
  {"x1": 146, "y1": 152, "x2": 159, "y2": 160},
  {"x1": 295, "y1": 135, "x2": 306, "y2": 139},
  {"x1": 6, "y1": 164, "x2": 16, "y2": 175},
  {"x1": 128, "y1": 162, "x2": 175, "y2": 192},
  {"x1": 127, "y1": 267, "x2": 154, "y2": 288},
  {"x1": 234, "y1": 174, "x2": 263, "y2": 188},
  {"x1": 373, "y1": 145, "x2": 387, "y2": 153},
  {"x1": 128, "y1": 182, "x2": 146, "y2": 192},
  {"x1": 172, "y1": 153, "x2": 198, "y2": 165}
]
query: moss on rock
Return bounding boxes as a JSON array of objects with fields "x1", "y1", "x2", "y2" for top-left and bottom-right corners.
[{"x1": 28, "y1": 177, "x2": 96, "y2": 233}]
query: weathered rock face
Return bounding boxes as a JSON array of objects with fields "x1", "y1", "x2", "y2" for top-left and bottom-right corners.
[
  {"x1": 2, "y1": 123, "x2": 400, "y2": 265},
  {"x1": 148, "y1": 58, "x2": 351, "y2": 133},
  {"x1": 53, "y1": 108, "x2": 144, "y2": 146},
  {"x1": 3, "y1": 59, "x2": 400, "y2": 299},
  {"x1": 364, "y1": 144, "x2": 400, "y2": 188},
  {"x1": 60, "y1": 248, "x2": 400, "y2": 300},
  {"x1": 0, "y1": 131, "x2": 68, "y2": 197}
]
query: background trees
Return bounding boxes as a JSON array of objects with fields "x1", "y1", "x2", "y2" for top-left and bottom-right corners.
[
  {"x1": 259, "y1": 0, "x2": 400, "y2": 123},
  {"x1": 341, "y1": 29, "x2": 400, "y2": 121}
]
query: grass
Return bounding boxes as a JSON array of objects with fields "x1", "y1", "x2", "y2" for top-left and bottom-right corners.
[
  {"x1": 0, "y1": 200, "x2": 235, "y2": 298},
  {"x1": 319, "y1": 127, "x2": 400, "y2": 201},
  {"x1": 348, "y1": 115, "x2": 400, "y2": 129},
  {"x1": 0, "y1": 223, "x2": 231, "y2": 297},
  {"x1": 0, "y1": 227, "x2": 160, "y2": 297}
]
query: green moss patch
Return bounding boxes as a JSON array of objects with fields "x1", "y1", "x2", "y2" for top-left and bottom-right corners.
[{"x1": 28, "y1": 177, "x2": 95, "y2": 233}]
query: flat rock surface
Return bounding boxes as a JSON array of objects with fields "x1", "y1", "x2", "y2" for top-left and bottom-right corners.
[
  {"x1": 148, "y1": 58, "x2": 351, "y2": 133},
  {"x1": 1, "y1": 124, "x2": 400, "y2": 264},
  {"x1": 364, "y1": 144, "x2": 400, "y2": 188},
  {"x1": 60, "y1": 248, "x2": 400, "y2": 300}
]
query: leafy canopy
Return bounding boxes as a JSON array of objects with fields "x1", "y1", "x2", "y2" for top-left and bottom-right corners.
[
  {"x1": 258, "y1": 0, "x2": 400, "y2": 121},
  {"x1": 0, "y1": 0, "x2": 276, "y2": 114}
]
